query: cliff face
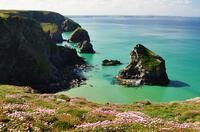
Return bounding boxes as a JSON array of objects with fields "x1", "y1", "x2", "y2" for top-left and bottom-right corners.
[
  {"x1": 68, "y1": 27, "x2": 90, "y2": 43},
  {"x1": 4, "y1": 11, "x2": 65, "y2": 43},
  {"x1": 0, "y1": 10, "x2": 81, "y2": 43},
  {"x1": 116, "y1": 44, "x2": 169, "y2": 86},
  {"x1": 68, "y1": 27, "x2": 95, "y2": 53},
  {"x1": 62, "y1": 19, "x2": 81, "y2": 32},
  {"x1": 0, "y1": 16, "x2": 85, "y2": 93}
]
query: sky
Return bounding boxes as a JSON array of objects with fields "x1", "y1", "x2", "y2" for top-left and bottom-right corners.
[{"x1": 0, "y1": 0, "x2": 200, "y2": 17}]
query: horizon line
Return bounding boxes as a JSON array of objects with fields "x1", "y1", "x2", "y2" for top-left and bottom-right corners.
[{"x1": 65, "y1": 15, "x2": 200, "y2": 18}]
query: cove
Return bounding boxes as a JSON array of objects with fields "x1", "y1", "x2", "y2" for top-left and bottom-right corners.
[{"x1": 58, "y1": 16, "x2": 200, "y2": 104}]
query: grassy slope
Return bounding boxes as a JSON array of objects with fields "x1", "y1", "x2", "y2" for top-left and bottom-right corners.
[
  {"x1": 0, "y1": 85, "x2": 200, "y2": 131},
  {"x1": 40, "y1": 23, "x2": 58, "y2": 34},
  {"x1": 137, "y1": 45, "x2": 162, "y2": 71},
  {"x1": 71, "y1": 27, "x2": 87, "y2": 36}
]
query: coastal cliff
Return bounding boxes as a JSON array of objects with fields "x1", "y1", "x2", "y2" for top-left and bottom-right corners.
[
  {"x1": 62, "y1": 19, "x2": 81, "y2": 32},
  {"x1": 0, "y1": 15, "x2": 85, "y2": 93},
  {"x1": 116, "y1": 44, "x2": 169, "y2": 86},
  {"x1": 0, "y1": 10, "x2": 80, "y2": 43},
  {"x1": 68, "y1": 27, "x2": 95, "y2": 53}
]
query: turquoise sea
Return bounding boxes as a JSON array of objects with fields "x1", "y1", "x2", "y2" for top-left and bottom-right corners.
[{"x1": 59, "y1": 16, "x2": 200, "y2": 104}]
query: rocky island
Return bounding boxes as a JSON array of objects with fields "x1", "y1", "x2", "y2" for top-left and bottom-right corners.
[
  {"x1": 116, "y1": 44, "x2": 169, "y2": 86},
  {"x1": 62, "y1": 19, "x2": 81, "y2": 32},
  {"x1": 68, "y1": 27, "x2": 95, "y2": 54},
  {"x1": 102, "y1": 59, "x2": 122, "y2": 66},
  {"x1": 0, "y1": 10, "x2": 88, "y2": 93}
]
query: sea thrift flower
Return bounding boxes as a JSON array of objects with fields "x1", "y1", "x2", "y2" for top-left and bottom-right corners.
[
  {"x1": 36, "y1": 108, "x2": 56, "y2": 114},
  {"x1": 56, "y1": 98, "x2": 66, "y2": 103},
  {"x1": 3, "y1": 103, "x2": 30, "y2": 110},
  {"x1": 76, "y1": 111, "x2": 200, "y2": 131},
  {"x1": 6, "y1": 94, "x2": 22, "y2": 98},
  {"x1": 92, "y1": 108, "x2": 120, "y2": 115}
]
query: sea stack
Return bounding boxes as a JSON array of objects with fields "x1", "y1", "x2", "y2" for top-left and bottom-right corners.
[
  {"x1": 79, "y1": 40, "x2": 95, "y2": 54},
  {"x1": 116, "y1": 44, "x2": 169, "y2": 86},
  {"x1": 68, "y1": 27, "x2": 95, "y2": 54},
  {"x1": 68, "y1": 27, "x2": 90, "y2": 43},
  {"x1": 62, "y1": 19, "x2": 81, "y2": 32}
]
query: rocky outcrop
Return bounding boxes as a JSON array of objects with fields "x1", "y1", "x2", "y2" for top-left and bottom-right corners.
[
  {"x1": 68, "y1": 27, "x2": 90, "y2": 43},
  {"x1": 0, "y1": 16, "x2": 85, "y2": 93},
  {"x1": 62, "y1": 19, "x2": 81, "y2": 32},
  {"x1": 79, "y1": 41, "x2": 95, "y2": 54},
  {"x1": 1, "y1": 10, "x2": 66, "y2": 43},
  {"x1": 116, "y1": 44, "x2": 169, "y2": 86},
  {"x1": 102, "y1": 59, "x2": 122, "y2": 66},
  {"x1": 74, "y1": 42, "x2": 83, "y2": 48},
  {"x1": 67, "y1": 27, "x2": 95, "y2": 53}
]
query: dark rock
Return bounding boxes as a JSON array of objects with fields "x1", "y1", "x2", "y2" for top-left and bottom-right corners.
[
  {"x1": 68, "y1": 27, "x2": 90, "y2": 43},
  {"x1": 0, "y1": 16, "x2": 86, "y2": 93},
  {"x1": 102, "y1": 59, "x2": 122, "y2": 66},
  {"x1": 116, "y1": 44, "x2": 169, "y2": 86},
  {"x1": 62, "y1": 19, "x2": 81, "y2": 32},
  {"x1": 57, "y1": 45, "x2": 84, "y2": 66},
  {"x1": 49, "y1": 31, "x2": 63, "y2": 43},
  {"x1": 6, "y1": 11, "x2": 66, "y2": 43},
  {"x1": 74, "y1": 42, "x2": 83, "y2": 48},
  {"x1": 79, "y1": 41, "x2": 95, "y2": 54}
]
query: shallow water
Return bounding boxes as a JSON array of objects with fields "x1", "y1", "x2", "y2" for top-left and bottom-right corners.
[{"x1": 59, "y1": 16, "x2": 200, "y2": 104}]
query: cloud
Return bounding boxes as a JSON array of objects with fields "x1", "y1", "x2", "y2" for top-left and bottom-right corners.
[{"x1": 0, "y1": 0, "x2": 199, "y2": 16}]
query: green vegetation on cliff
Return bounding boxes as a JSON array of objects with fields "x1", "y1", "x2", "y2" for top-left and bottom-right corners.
[
  {"x1": 136, "y1": 44, "x2": 162, "y2": 71},
  {"x1": 0, "y1": 10, "x2": 65, "y2": 42},
  {"x1": 68, "y1": 27, "x2": 90, "y2": 43},
  {"x1": 71, "y1": 27, "x2": 87, "y2": 35},
  {"x1": 0, "y1": 85, "x2": 200, "y2": 131},
  {"x1": 40, "y1": 23, "x2": 58, "y2": 34}
]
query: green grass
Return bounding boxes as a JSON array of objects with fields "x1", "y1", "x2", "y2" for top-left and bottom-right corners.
[
  {"x1": 40, "y1": 23, "x2": 58, "y2": 34},
  {"x1": 71, "y1": 27, "x2": 87, "y2": 36},
  {"x1": 0, "y1": 13, "x2": 9, "y2": 19},
  {"x1": 137, "y1": 45, "x2": 162, "y2": 71}
]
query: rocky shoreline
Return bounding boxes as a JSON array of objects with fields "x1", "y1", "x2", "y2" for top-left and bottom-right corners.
[
  {"x1": 0, "y1": 10, "x2": 91, "y2": 93},
  {"x1": 0, "y1": 10, "x2": 171, "y2": 93}
]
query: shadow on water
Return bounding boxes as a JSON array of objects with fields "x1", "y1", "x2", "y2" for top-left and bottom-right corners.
[
  {"x1": 111, "y1": 78, "x2": 190, "y2": 88},
  {"x1": 167, "y1": 80, "x2": 190, "y2": 88}
]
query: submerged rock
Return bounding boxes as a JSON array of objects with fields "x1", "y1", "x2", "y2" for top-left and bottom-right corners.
[
  {"x1": 0, "y1": 16, "x2": 85, "y2": 93},
  {"x1": 62, "y1": 19, "x2": 81, "y2": 32},
  {"x1": 102, "y1": 59, "x2": 122, "y2": 66},
  {"x1": 79, "y1": 40, "x2": 95, "y2": 54},
  {"x1": 68, "y1": 27, "x2": 90, "y2": 43},
  {"x1": 116, "y1": 44, "x2": 169, "y2": 86}
]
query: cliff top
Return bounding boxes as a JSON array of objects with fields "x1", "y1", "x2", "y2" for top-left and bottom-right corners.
[
  {"x1": 133, "y1": 44, "x2": 164, "y2": 71},
  {"x1": 0, "y1": 85, "x2": 199, "y2": 131}
]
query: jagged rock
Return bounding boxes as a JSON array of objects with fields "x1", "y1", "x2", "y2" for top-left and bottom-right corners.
[
  {"x1": 68, "y1": 27, "x2": 90, "y2": 43},
  {"x1": 79, "y1": 41, "x2": 95, "y2": 54},
  {"x1": 116, "y1": 44, "x2": 169, "y2": 86},
  {"x1": 0, "y1": 16, "x2": 85, "y2": 93},
  {"x1": 62, "y1": 19, "x2": 81, "y2": 32},
  {"x1": 102, "y1": 59, "x2": 122, "y2": 66},
  {"x1": 74, "y1": 42, "x2": 83, "y2": 48}
]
